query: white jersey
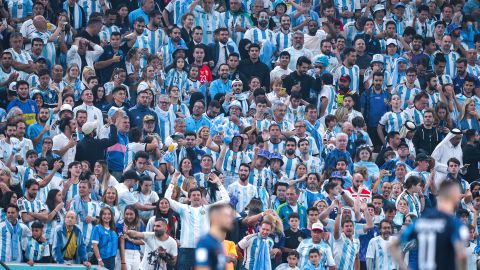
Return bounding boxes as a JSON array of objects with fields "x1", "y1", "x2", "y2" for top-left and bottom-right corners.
[
  {"x1": 227, "y1": 182, "x2": 258, "y2": 213},
  {"x1": 333, "y1": 234, "x2": 360, "y2": 270},
  {"x1": 164, "y1": 183, "x2": 229, "y2": 248},
  {"x1": 366, "y1": 236, "x2": 398, "y2": 270}
]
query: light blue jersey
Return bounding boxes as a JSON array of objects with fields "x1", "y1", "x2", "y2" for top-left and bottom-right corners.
[
  {"x1": 334, "y1": 65, "x2": 360, "y2": 94},
  {"x1": 227, "y1": 181, "x2": 258, "y2": 212},
  {"x1": 378, "y1": 111, "x2": 410, "y2": 133}
]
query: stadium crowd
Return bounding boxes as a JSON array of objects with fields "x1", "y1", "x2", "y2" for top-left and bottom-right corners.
[{"x1": 0, "y1": 0, "x2": 480, "y2": 269}]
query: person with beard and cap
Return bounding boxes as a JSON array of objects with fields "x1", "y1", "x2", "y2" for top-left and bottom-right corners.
[
  {"x1": 219, "y1": 0, "x2": 253, "y2": 46},
  {"x1": 127, "y1": 218, "x2": 178, "y2": 270},
  {"x1": 188, "y1": 0, "x2": 220, "y2": 45},
  {"x1": 431, "y1": 128, "x2": 464, "y2": 186},
  {"x1": 74, "y1": 119, "x2": 118, "y2": 168},
  {"x1": 364, "y1": 54, "x2": 393, "y2": 92},
  {"x1": 26, "y1": 106, "x2": 51, "y2": 153},
  {"x1": 366, "y1": 220, "x2": 398, "y2": 270},
  {"x1": 195, "y1": 203, "x2": 235, "y2": 270},
  {"x1": 7, "y1": 80, "x2": 39, "y2": 126},
  {"x1": 166, "y1": 171, "x2": 229, "y2": 270},
  {"x1": 283, "y1": 31, "x2": 314, "y2": 71}
]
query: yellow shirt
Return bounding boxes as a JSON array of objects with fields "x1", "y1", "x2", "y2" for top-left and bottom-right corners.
[
  {"x1": 64, "y1": 228, "x2": 77, "y2": 259},
  {"x1": 223, "y1": 240, "x2": 237, "y2": 270}
]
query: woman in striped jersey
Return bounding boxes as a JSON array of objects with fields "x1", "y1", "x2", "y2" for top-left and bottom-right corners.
[
  {"x1": 216, "y1": 136, "x2": 252, "y2": 187},
  {"x1": 44, "y1": 189, "x2": 66, "y2": 245}
]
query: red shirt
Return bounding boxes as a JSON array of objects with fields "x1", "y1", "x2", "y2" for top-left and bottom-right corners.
[
  {"x1": 198, "y1": 65, "x2": 213, "y2": 85},
  {"x1": 345, "y1": 187, "x2": 372, "y2": 203}
]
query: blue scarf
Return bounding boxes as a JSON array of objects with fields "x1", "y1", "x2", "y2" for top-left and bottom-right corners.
[
  {"x1": 252, "y1": 236, "x2": 272, "y2": 270},
  {"x1": 259, "y1": 41, "x2": 275, "y2": 68},
  {"x1": 6, "y1": 221, "x2": 21, "y2": 261}
]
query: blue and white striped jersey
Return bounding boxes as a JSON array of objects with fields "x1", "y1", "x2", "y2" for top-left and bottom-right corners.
[
  {"x1": 17, "y1": 197, "x2": 46, "y2": 228},
  {"x1": 238, "y1": 234, "x2": 275, "y2": 270},
  {"x1": 244, "y1": 27, "x2": 276, "y2": 45},
  {"x1": 78, "y1": 0, "x2": 111, "y2": 20},
  {"x1": 366, "y1": 236, "x2": 398, "y2": 270},
  {"x1": 219, "y1": 11, "x2": 253, "y2": 46},
  {"x1": 394, "y1": 83, "x2": 421, "y2": 109},
  {"x1": 0, "y1": 221, "x2": 30, "y2": 263},
  {"x1": 165, "y1": 0, "x2": 193, "y2": 26},
  {"x1": 297, "y1": 239, "x2": 335, "y2": 269},
  {"x1": 334, "y1": 64, "x2": 361, "y2": 94},
  {"x1": 69, "y1": 198, "x2": 101, "y2": 249},
  {"x1": 378, "y1": 111, "x2": 410, "y2": 133},
  {"x1": 6, "y1": 0, "x2": 33, "y2": 28},
  {"x1": 31, "y1": 31, "x2": 57, "y2": 67},
  {"x1": 99, "y1": 24, "x2": 121, "y2": 44},
  {"x1": 334, "y1": 0, "x2": 360, "y2": 25},
  {"x1": 281, "y1": 156, "x2": 302, "y2": 180},
  {"x1": 227, "y1": 181, "x2": 258, "y2": 213},
  {"x1": 191, "y1": 5, "x2": 220, "y2": 45},
  {"x1": 24, "y1": 238, "x2": 50, "y2": 262},
  {"x1": 333, "y1": 234, "x2": 360, "y2": 270}
]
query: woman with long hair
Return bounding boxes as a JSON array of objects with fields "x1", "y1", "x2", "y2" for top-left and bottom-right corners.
[
  {"x1": 133, "y1": 176, "x2": 159, "y2": 224},
  {"x1": 0, "y1": 190, "x2": 17, "y2": 219},
  {"x1": 216, "y1": 135, "x2": 250, "y2": 187},
  {"x1": 177, "y1": 158, "x2": 194, "y2": 187},
  {"x1": 115, "y1": 4, "x2": 130, "y2": 34},
  {"x1": 137, "y1": 65, "x2": 164, "y2": 100},
  {"x1": 45, "y1": 189, "x2": 66, "y2": 244},
  {"x1": 61, "y1": 64, "x2": 83, "y2": 101},
  {"x1": 353, "y1": 145, "x2": 380, "y2": 189},
  {"x1": 146, "y1": 198, "x2": 179, "y2": 239},
  {"x1": 126, "y1": 48, "x2": 141, "y2": 85},
  {"x1": 458, "y1": 98, "x2": 480, "y2": 132},
  {"x1": 434, "y1": 101, "x2": 455, "y2": 140},
  {"x1": 104, "y1": 68, "x2": 130, "y2": 102},
  {"x1": 179, "y1": 176, "x2": 198, "y2": 204},
  {"x1": 93, "y1": 160, "x2": 119, "y2": 197},
  {"x1": 196, "y1": 126, "x2": 210, "y2": 151},
  {"x1": 91, "y1": 207, "x2": 118, "y2": 270},
  {"x1": 92, "y1": 85, "x2": 109, "y2": 113},
  {"x1": 117, "y1": 205, "x2": 145, "y2": 270},
  {"x1": 100, "y1": 187, "x2": 122, "y2": 224}
]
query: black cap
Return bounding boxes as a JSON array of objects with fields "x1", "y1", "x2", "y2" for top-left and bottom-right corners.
[
  {"x1": 398, "y1": 141, "x2": 409, "y2": 149},
  {"x1": 415, "y1": 153, "x2": 430, "y2": 162},
  {"x1": 121, "y1": 170, "x2": 140, "y2": 182}
]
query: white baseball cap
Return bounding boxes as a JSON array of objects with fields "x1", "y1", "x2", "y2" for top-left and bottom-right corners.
[
  {"x1": 82, "y1": 121, "x2": 98, "y2": 135},
  {"x1": 60, "y1": 104, "x2": 73, "y2": 112}
]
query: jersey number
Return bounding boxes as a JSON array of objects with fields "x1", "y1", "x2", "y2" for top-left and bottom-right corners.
[{"x1": 417, "y1": 231, "x2": 437, "y2": 270}]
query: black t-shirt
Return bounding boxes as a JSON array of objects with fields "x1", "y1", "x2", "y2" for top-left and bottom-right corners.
[
  {"x1": 78, "y1": 30, "x2": 101, "y2": 45},
  {"x1": 283, "y1": 228, "x2": 307, "y2": 261}
]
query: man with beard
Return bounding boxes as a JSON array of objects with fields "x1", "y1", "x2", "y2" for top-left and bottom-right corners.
[
  {"x1": 219, "y1": 0, "x2": 253, "y2": 46},
  {"x1": 406, "y1": 35, "x2": 430, "y2": 67},
  {"x1": 166, "y1": 172, "x2": 229, "y2": 270},
  {"x1": 366, "y1": 220, "x2": 397, "y2": 270},
  {"x1": 161, "y1": 26, "x2": 188, "y2": 67},
  {"x1": 424, "y1": 72, "x2": 441, "y2": 107},
  {"x1": 275, "y1": 15, "x2": 292, "y2": 52},
  {"x1": 209, "y1": 64, "x2": 232, "y2": 100},
  {"x1": 434, "y1": 35, "x2": 460, "y2": 78},
  {"x1": 299, "y1": 173, "x2": 326, "y2": 208},
  {"x1": 7, "y1": 80, "x2": 38, "y2": 125},
  {"x1": 125, "y1": 17, "x2": 149, "y2": 67},
  {"x1": 127, "y1": 218, "x2": 178, "y2": 270},
  {"x1": 270, "y1": 51, "x2": 292, "y2": 81},
  {"x1": 209, "y1": 28, "x2": 236, "y2": 74},
  {"x1": 128, "y1": 89, "x2": 159, "y2": 133},
  {"x1": 453, "y1": 58, "x2": 479, "y2": 94},
  {"x1": 189, "y1": 0, "x2": 220, "y2": 44},
  {"x1": 334, "y1": 48, "x2": 360, "y2": 96},
  {"x1": 244, "y1": 10, "x2": 275, "y2": 45},
  {"x1": 73, "y1": 88, "x2": 104, "y2": 130},
  {"x1": 237, "y1": 221, "x2": 275, "y2": 270},
  {"x1": 303, "y1": 20, "x2": 325, "y2": 56},
  {"x1": 466, "y1": 49, "x2": 480, "y2": 78},
  {"x1": 185, "y1": 100, "x2": 211, "y2": 133},
  {"x1": 238, "y1": 44, "x2": 270, "y2": 90},
  {"x1": 18, "y1": 179, "x2": 48, "y2": 228},
  {"x1": 284, "y1": 32, "x2": 313, "y2": 71},
  {"x1": 283, "y1": 56, "x2": 321, "y2": 102},
  {"x1": 27, "y1": 107, "x2": 50, "y2": 153},
  {"x1": 195, "y1": 203, "x2": 234, "y2": 270},
  {"x1": 333, "y1": 206, "x2": 361, "y2": 270},
  {"x1": 228, "y1": 164, "x2": 258, "y2": 213},
  {"x1": 95, "y1": 32, "x2": 126, "y2": 85},
  {"x1": 75, "y1": 119, "x2": 118, "y2": 167},
  {"x1": 282, "y1": 138, "x2": 302, "y2": 180},
  {"x1": 345, "y1": 173, "x2": 372, "y2": 203},
  {"x1": 315, "y1": 40, "x2": 339, "y2": 73},
  {"x1": 0, "y1": 52, "x2": 20, "y2": 105},
  {"x1": 431, "y1": 129, "x2": 464, "y2": 186}
]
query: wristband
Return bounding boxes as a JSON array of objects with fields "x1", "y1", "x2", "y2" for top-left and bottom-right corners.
[{"x1": 98, "y1": 258, "x2": 102, "y2": 262}]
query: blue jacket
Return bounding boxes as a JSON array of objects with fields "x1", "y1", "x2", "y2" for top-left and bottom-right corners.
[
  {"x1": 52, "y1": 224, "x2": 88, "y2": 264},
  {"x1": 128, "y1": 104, "x2": 160, "y2": 134}
]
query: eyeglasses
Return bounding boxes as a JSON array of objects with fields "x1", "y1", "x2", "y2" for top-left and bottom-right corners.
[{"x1": 295, "y1": 125, "x2": 306, "y2": 128}]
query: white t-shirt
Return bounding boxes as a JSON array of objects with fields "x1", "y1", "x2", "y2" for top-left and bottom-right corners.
[
  {"x1": 52, "y1": 133, "x2": 76, "y2": 176},
  {"x1": 141, "y1": 232, "x2": 178, "y2": 270}
]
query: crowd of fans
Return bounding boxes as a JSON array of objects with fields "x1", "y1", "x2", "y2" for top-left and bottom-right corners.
[{"x1": 0, "y1": 0, "x2": 480, "y2": 269}]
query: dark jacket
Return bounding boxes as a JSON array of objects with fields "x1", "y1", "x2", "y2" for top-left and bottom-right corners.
[
  {"x1": 75, "y1": 125, "x2": 118, "y2": 166},
  {"x1": 207, "y1": 42, "x2": 236, "y2": 69},
  {"x1": 238, "y1": 58, "x2": 270, "y2": 90},
  {"x1": 463, "y1": 143, "x2": 480, "y2": 182},
  {"x1": 128, "y1": 104, "x2": 160, "y2": 133},
  {"x1": 412, "y1": 125, "x2": 441, "y2": 155},
  {"x1": 282, "y1": 71, "x2": 321, "y2": 102}
]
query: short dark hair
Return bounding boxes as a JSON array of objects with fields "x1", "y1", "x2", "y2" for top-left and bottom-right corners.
[{"x1": 25, "y1": 179, "x2": 40, "y2": 190}]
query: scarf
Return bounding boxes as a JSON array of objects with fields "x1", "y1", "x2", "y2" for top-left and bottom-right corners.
[
  {"x1": 259, "y1": 41, "x2": 275, "y2": 67},
  {"x1": 6, "y1": 221, "x2": 22, "y2": 261},
  {"x1": 252, "y1": 236, "x2": 272, "y2": 270},
  {"x1": 63, "y1": 1, "x2": 83, "y2": 30}
]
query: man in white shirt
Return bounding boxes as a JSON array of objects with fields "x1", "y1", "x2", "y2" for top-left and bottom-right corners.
[
  {"x1": 73, "y1": 88, "x2": 104, "y2": 131},
  {"x1": 270, "y1": 51, "x2": 292, "y2": 81},
  {"x1": 283, "y1": 31, "x2": 313, "y2": 71},
  {"x1": 127, "y1": 218, "x2": 178, "y2": 270},
  {"x1": 52, "y1": 117, "x2": 77, "y2": 176}
]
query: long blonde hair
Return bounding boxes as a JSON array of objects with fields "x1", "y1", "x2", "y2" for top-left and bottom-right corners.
[
  {"x1": 459, "y1": 98, "x2": 475, "y2": 120},
  {"x1": 263, "y1": 213, "x2": 284, "y2": 234}
]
